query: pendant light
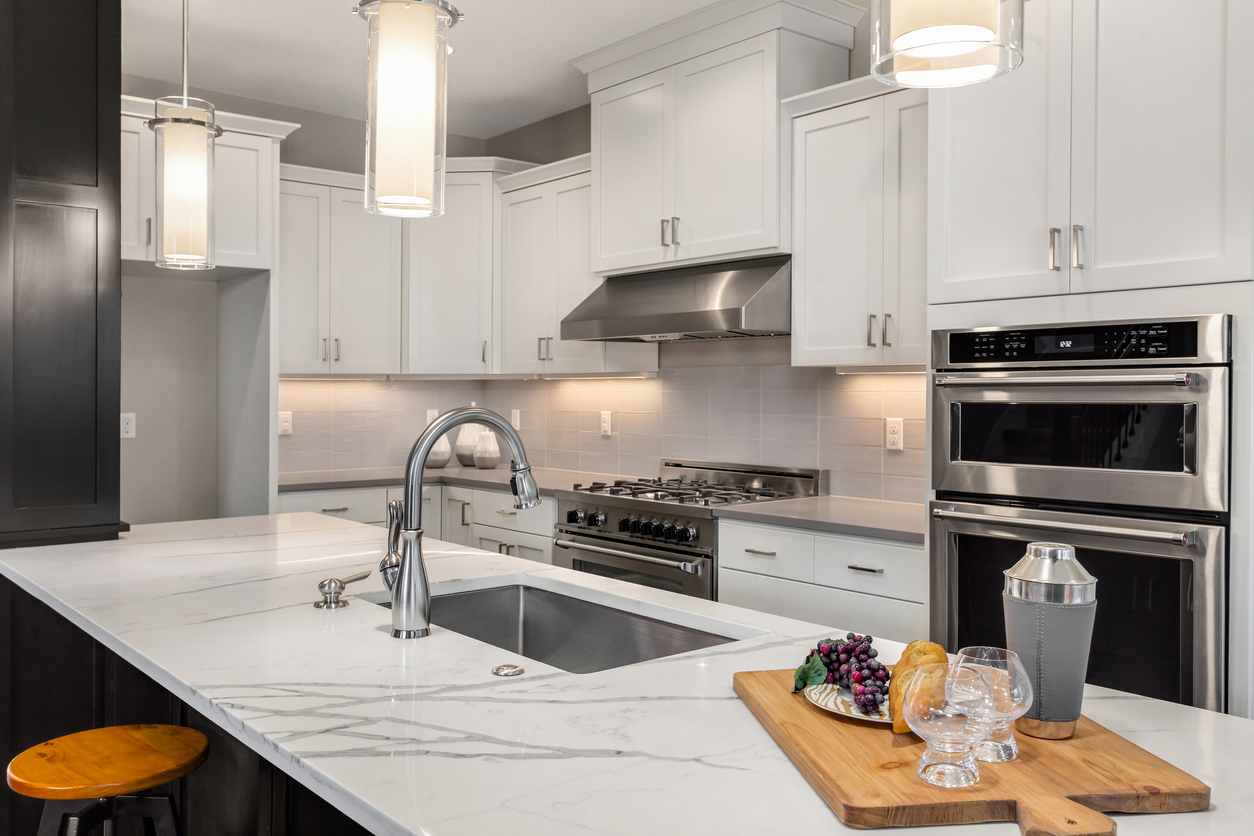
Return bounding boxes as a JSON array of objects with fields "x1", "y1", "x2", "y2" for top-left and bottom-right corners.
[
  {"x1": 148, "y1": 0, "x2": 222, "y2": 269},
  {"x1": 871, "y1": 0, "x2": 1024, "y2": 89},
  {"x1": 357, "y1": 0, "x2": 459, "y2": 218}
]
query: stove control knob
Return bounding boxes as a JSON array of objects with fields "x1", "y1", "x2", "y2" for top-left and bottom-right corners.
[
  {"x1": 618, "y1": 516, "x2": 632, "y2": 532},
  {"x1": 589, "y1": 511, "x2": 607, "y2": 527},
  {"x1": 628, "y1": 516, "x2": 643, "y2": 534},
  {"x1": 642, "y1": 518, "x2": 659, "y2": 536},
  {"x1": 661, "y1": 522, "x2": 678, "y2": 541},
  {"x1": 676, "y1": 525, "x2": 698, "y2": 543},
  {"x1": 566, "y1": 508, "x2": 586, "y2": 525}
]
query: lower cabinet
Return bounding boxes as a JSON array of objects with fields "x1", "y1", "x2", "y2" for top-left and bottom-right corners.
[
  {"x1": 470, "y1": 523, "x2": 554, "y2": 564},
  {"x1": 277, "y1": 487, "x2": 389, "y2": 524},
  {"x1": 440, "y1": 485, "x2": 475, "y2": 546},
  {"x1": 716, "y1": 519, "x2": 927, "y2": 643}
]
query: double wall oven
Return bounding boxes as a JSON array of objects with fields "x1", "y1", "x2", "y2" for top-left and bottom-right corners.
[{"x1": 930, "y1": 315, "x2": 1230, "y2": 711}]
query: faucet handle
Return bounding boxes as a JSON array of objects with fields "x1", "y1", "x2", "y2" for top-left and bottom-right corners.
[
  {"x1": 315, "y1": 570, "x2": 370, "y2": 609},
  {"x1": 381, "y1": 499, "x2": 404, "y2": 592}
]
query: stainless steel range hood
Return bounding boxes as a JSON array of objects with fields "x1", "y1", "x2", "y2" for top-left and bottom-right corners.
[{"x1": 560, "y1": 256, "x2": 790, "y2": 342}]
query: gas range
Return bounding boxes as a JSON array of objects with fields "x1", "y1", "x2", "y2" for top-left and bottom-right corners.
[{"x1": 552, "y1": 460, "x2": 825, "y2": 600}]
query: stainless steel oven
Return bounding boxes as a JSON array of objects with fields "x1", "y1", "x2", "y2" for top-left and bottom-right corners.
[
  {"x1": 552, "y1": 529, "x2": 714, "y2": 599},
  {"x1": 931, "y1": 314, "x2": 1231, "y2": 712}
]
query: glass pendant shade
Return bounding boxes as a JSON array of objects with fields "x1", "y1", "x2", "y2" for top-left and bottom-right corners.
[
  {"x1": 360, "y1": 0, "x2": 454, "y2": 218},
  {"x1": 871, "y1": 0, "x2": 1024, "y2": 88},
  {"x1": 151, "y1": 96, "x2": 220, "y2": 269}
]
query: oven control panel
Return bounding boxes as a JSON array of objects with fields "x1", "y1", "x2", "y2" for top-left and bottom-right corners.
[{"x1": 948, "y1": 320, "x2": 1198, "y2": 365}]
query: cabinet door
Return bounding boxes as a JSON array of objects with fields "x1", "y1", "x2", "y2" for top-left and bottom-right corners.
[
  {"x1": 405, "y1": 172, "x2": 493, "y2": 373},
  {"x1": 548, "y1": 173, "x2": 608, "y2": 373},
  {"x1": 510, "y1": 529, "x2": 554, "y2": 565},
  {"x1": 214, "y1": 131, "x2": 274, "y2": 269},
  {"x1": 791, "y1": 97, "x2": 884, "y2": 367},
  {"x1": 440, "y1": 486, "x2": 473, "y2": 546},
  {"x1": 1068, "y1": 0, "x2": 1254, "y2": 293},
  {"x1": 927, "y1": 0, "x2": 1072, "y2": 303},
  {"x1": 672, "y1": 32, "x2": 779, "y2": 262},
  {"x1": 881, "y1": 89, "x2": 929, "y2": 366},
  {"x1": 278, "y1": 181, "x2": 331, "y2": 373},
  {"x1": 120, "y1": 115, "x2": 155, "y2": 262},
  {"x1": 591, "y1": 66, "x2": 674, "y2": 273},
  {"x1": 329, "y1": 186, "x2": 402, "y2": 373},
  {"x1": 498, "y1": 182, "x2": 552, "y2": 374}
]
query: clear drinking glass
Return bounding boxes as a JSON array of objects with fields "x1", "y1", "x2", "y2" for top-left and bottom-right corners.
[
  {"x1": 901, "y1": 663, "x2": 996, "y2": 788},
  {"x1": 952, "y1": 646, "x2": 1034, "y2": 762}
]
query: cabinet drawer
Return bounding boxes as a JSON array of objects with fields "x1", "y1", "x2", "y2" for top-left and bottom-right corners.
[
  {"x1": 471, "y1": 489, "x2": 555, "y2": 537},
  {"x1": 277, "y1": 488, "x2": 388, "y2": 524},
  {"x1": 814, "y1": 533, "x2": 927, "y2": 604},
  {"x1": 718, "y1": 520, "x2": 814, "y2": 583},
  {"x1": 718, "y1": 568, "x2": 926, "y2": 644},
  {"x1": 470, "y1": 524, "x2": 553, "y2": 565}
]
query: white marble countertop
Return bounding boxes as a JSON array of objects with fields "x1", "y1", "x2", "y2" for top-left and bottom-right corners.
[{"x1": 0, "y1": 513, "x2": 1248, "y2": 836}]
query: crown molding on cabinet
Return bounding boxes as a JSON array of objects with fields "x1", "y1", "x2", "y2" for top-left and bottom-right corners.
[
  {"x1": 120, "y1": 95, "x2": 300, "y2": 139},
  {"x1": 496, "y1": 154, "x2": 591, "y2": 194},
  {"x1": 782, "y1": 74, "x2": 909, "y2": 119},
  {"x1": 571, "y1": 0, "x2": 864, "y2": 93},
  {"x1": 280, "y1": 158, "x2": 536, "y2": 191}
]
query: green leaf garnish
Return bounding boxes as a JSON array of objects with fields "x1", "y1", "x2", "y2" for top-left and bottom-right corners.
[{"x1": 792, "y1": 651, "x2": 828, "y2": 692}]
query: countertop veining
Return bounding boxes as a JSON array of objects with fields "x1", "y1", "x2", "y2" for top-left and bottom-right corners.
[{"x1": 0, "y1": 513, "x2": 1246, "y2": 836}]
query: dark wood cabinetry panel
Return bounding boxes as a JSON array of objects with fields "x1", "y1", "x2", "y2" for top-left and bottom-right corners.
[{"x1": 0, "y1": 0, "x2": 124, "y2": 544}]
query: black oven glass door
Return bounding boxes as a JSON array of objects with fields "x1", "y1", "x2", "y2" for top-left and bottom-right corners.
[
  {"x1": 931, "y1": 501, "x2": 1225, "y2": 712},
  {"x1": 552, "y1": 532, "x2": 713, "y2": 599},
  {"x1": 955, "y1": 402, "x2": 1192, "y2": 472}
]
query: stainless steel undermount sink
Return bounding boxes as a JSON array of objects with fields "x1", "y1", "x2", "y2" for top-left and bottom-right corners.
[{"x1": 372, "y1": 584, "x2": 737, "y2": 673}]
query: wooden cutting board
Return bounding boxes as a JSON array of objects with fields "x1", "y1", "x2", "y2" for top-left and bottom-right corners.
[{"x1": 734, "y1": 669, "x2": 1210, "y2": 835}]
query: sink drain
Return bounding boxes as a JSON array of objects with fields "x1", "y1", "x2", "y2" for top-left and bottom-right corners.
[{"x1": 492, "y1": 664, "x2": 525, "y2": 677}]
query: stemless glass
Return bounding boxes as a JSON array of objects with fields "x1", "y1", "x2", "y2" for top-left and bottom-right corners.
[
  {"x1": 953, "y1": 646, "x2": 1034, "y2": 762},
  {"x1": 901, "y1": 663, "x2": 996, "y2": 788}
]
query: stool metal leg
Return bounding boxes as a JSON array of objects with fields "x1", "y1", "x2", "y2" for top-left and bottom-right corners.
[
  {"x1": 114, "y1": 795, "x2": 182, "y2": 836},
  {"x1": 37, "y1": 798, "x2": 111, "y2": 836}
]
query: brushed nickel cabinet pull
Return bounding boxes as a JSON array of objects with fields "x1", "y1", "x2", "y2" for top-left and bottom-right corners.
[
  {"x1": 321, "y1": 507, "x2": 349, "y2": 513},
  {"x1": 496, "y1": 510, "x2": 517, "y2": 516},
  {"x1": 848, "y1": 564, "x2": 885, "y2": 574},
  {"x1": 322, "y1": 338, "x2": 327, "y2": 361},
  {"x1": 882, "y1": 313, "x2": 892, "y2": 347},
  {"x1": 546, "y1": 337, "x2": 553, "y2": 360},
  {"x1": 1072, "y1": 224, "x2": 1085, "y2": 269},
  {"x1": 334, "y1": 338, "x2": 341, "y2": 361},
  {"x1": 1048, "y1": 227, "x2": 1062, "y2": 271},
  {"x1": 744, "y1": 548, "x2": 777, "y2": 556},
  {"x1": 538, "y1": 337, "x2": 544, "y2": 361},
  {"x1": 671, "y1": 217, "x2": 680, "y2": 245},
  {"x1": 460, "y1": 501, "x2": 470, "y2": 526},
  {"x1": 482, "y1": 340, "x2": 487, "y2": 363},
  {"x1": 867, "y1": 314, "x2": 877, "y2": 347},
  {"x1": 145, "y1": 218, "x2": 152, "y2": 246},
  {"x1": 661, "y1": 218, "x2": 670, "y2": 247}
]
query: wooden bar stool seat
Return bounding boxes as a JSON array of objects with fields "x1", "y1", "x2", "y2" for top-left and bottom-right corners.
[{"x1": 7, "y1": 724, "x2": 208, "y2": 836}]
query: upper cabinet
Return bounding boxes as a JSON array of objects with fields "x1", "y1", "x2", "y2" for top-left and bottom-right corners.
[
  {"x1": 790, "y1": 87, "x2": 928, "y2": 367},
  {"x1": 497, "y1": 157, "x2": 658, "y2": 375},
  {"x1": 576, "y1": 0, "x2": 861, "y2": 275},
  {"x1": 119, "y1": 97, "x2": 293, "y2": 272},
  {"x1": 279, "y1": 168, "x2": 402, "y2": 374},
  {"x1": 928, "y1": 0, "x2": 1253, "y2": 304}
]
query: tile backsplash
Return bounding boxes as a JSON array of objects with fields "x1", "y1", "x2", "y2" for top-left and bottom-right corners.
[{"x1": 278, "y1": 368, "x2": 926, "y2": 503}]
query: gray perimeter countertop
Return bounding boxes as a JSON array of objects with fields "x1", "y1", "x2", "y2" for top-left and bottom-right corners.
[
  {"x1": 277, "y1": 466, "x2": 627, "y2": 496},
  {"x1": 713, "y1": 496, "x2": 926, "y2": 544}
]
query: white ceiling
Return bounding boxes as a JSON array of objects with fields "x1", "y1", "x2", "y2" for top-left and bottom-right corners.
[{"x1": 122, "y1": 0, "x2": 723, "y2": 139}]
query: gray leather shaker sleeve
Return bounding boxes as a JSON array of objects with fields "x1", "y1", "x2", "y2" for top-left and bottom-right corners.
[{"x1": 1003, "y1": 593, "x2": 1097, "y2": 723}]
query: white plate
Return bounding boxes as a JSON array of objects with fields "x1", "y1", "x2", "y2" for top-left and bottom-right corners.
[{"x1": 803, "y1": 683, "x2": 892, "y2": 724}]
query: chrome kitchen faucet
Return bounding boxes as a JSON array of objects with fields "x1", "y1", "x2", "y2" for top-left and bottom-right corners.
[{"x1": 380, "y1": 407, "x2": 540, "y2": 639}]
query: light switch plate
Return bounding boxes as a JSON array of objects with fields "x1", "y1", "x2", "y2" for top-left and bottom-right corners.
[
  {"x1": 426, "y1": 409, "x2": 439, "y2": 426},
  {"x1": 885, "y1": 417, "x2": 903, "y2": 451},
  {"x1": 120, "y1": 413, "x2": 136, "y2": 439},
  {"x1": 601, "y1": 411, "x2": 612, "y2": 436},
  {"x1": 278, "y1": 411, "x2": 293, "y2": 436},
  {"x1": 511, "y1": 409, "x2": 521, "y2": 430}
]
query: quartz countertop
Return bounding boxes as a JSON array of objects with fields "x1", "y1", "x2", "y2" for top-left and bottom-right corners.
[
  {"x1": 277, "y1": 465, "x2": 627, "y2": 495},
  {"x1": 1, "y1": 513, "x2": 1245, "y2": 836},
  {"x1": 714, "y1": 496, "x2": 927, "y2": 543}
]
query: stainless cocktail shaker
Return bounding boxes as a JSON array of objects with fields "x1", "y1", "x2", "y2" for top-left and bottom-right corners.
[{"x1": 1002, "y1": 542, "x2": 1097, "y2": 740}]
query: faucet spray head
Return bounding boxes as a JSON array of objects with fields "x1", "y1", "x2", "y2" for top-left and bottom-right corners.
[{"x1": 510, "y1": 466, "x2": 541, "y2": 510}]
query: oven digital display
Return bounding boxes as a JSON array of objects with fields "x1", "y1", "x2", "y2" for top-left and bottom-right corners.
[{"x1": 1035, "y1": 334, "x2": 1094, "y2": 354}]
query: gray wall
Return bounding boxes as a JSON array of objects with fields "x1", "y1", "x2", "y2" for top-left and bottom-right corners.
[
  {"x1": 121, "y1": 74, "x2": 487, "y2": 172},
  {"x1": 485, "y1": 104, "x2": 591, "y2": 165},
  {"x1": 120, "y1": 274, "x2": 219, "y2": 524}
]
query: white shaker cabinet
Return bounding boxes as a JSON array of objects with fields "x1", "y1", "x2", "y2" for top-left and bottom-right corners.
[
  {"x1": 213, "y1": 130, "x2": 275, "y2": 270},
  {"x1": 120, "y1": 114, "x2": 156, "y2": 262},
  {"x1": 791, "y1": 89, "x2": 928, "y2": 367},
  {"x1": 498, "y1": 158, "x2": 658, "y2": 375},
  {"x1": 278, "y1": 170, "x2": 402, "y2": 374},
  {"x1": 928, "y1": 0, "x2": 1253, "y2": 304},
  {"x1": 1067, "y1": 0, "x2": 1254, "y2": 294}
]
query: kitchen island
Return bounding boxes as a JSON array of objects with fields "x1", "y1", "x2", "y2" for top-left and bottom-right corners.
[{"x1": 0, "y1": 513, "x2": 1248, "y2": 836}]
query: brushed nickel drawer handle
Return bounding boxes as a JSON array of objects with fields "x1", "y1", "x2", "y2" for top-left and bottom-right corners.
[
  {"x1": 882, "y1": 313, "x2": 892, "y2": 347},
  {"x1": 321, "y1": 507, "x2": 349, "y2": 513},
  {"x1": 661, "y1": 218, "x2": 670, "y2": 247},
  {"x1": 671, "y1": 216, "x2": 680, "y2": 245},
  {"x1": 460, "y1": 501, "x2": 470, "y2": 526},
  {"x1": 1071, "y1": 224, "x2": 1084, "y2": 269},
  {"x1": 1048, "y1": 227, "x2": 1062, "y2": 271},
  {"x1": 867, "y1": 314, "x2": 877, "y2": 347},
  {"x1": 744, "y1": 548, "x2": 777, "y2": 556},
  {"x1": 496, "y1": 510, "x2": 517, "y2": 516},
  {"x1": 848, "y1": 564, "x2": 884, "y2": 574}
]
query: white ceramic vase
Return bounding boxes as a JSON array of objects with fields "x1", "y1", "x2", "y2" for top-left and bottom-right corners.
[
  {"x1": 455, "y1": 423, "x2": 482, "y2": 466},
  {"x1": 473, "y1": 431, "x2": 501, "y2": 469},
  {"x1": 424, "y1": 434, "x2": 451, "y2": 469}
]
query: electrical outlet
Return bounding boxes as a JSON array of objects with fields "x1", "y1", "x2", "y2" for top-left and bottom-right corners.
[
  {"x1": 601, "y1": 411, "x2": 612, "y2": 436},
  {"x1": 278, "y1": 411, "x2": 293, "y2": 436},
  {"x1": 511, "y1": 409, "x2": 521, "y2": 430},
  {"x1": 426, "y1": 409, "x2": 439, "y2": 426},
  {"x1": 885, "y1": 417, "x2": 903, "y2": 451},
  {"x1": 120, "y1": 413, "x2": 136, "y2": 439}
]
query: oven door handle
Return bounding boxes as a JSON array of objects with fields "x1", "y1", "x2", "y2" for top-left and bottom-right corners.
[
  {"x1": 931, "y1": 508, "x2": 1198, "y2": 547},
  {"x1": 934, "y1": 373, "x2": 1197, "y2": 388},
  {"x1": 553, "y1": 539, "x2": 703, "y2": 575}
]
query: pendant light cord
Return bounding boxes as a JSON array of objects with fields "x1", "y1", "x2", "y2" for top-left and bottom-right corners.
[{"x1": 182, "y1": 0, "x2": 189, "y2": 100}]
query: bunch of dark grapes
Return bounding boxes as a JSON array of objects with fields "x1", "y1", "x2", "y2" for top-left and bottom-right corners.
[{"x1": 812, "y1": 632, "x2": 890, "y2": 715}]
